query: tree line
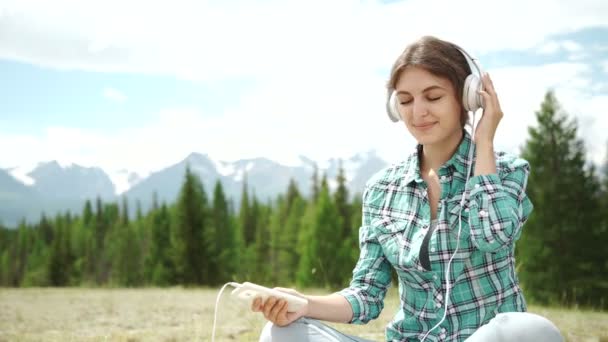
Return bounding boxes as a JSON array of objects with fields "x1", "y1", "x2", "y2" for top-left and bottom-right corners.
[{"x1": 0, "y1": 91, "x2": 607, "y2": 309}]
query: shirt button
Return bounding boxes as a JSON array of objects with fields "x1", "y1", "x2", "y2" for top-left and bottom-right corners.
[
  {"x1": 465, "y1": 207, "x2": 470, "y2": 212},
  {"x1": 430, "y1": 247, "x2": 436, "y2": 252},
  {"x1": 437, "y1": 294, "x2": 443, "y2": 300},
  {"x1": 474, "y1": 184, "x2": 480, "y2": 189},
  {"x1": 440, "y1": 175, "x2": 447, "y2": 181},
  {"x1": 479, "y1": 210, "x2": 487, "y2": 216},
  {"x1": 436, "y1": 302, "x2": 442, "y2": 308}
]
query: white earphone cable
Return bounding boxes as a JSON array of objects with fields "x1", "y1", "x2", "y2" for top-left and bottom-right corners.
[
  {"x1": 421, "y1": 112, "x2": 477, "y2": 341},
  {"x1": 211, "y1": 282, "x2": 241, "y2": 342}
]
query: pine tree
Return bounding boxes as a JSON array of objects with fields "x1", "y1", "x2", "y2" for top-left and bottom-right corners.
[
  {"x1": 83, "y1": 200, "x2": 93, "y2": 226},
  {"x1": 251, "y1": 195, "x2": 270, "y2": 284},
  {"x1": 283, "y1": 195, "x2": 306, "y2": 284},
  {"x1": 48, "y1": 222, "x2": 69, "y2": 286},
  {"x1": 145, "y1": 203, "x2": 174, "y2": 285},
  {"x1": 38, "y1": 213, "x2": 54, "y2": 245},
  {"x1": 268, "y1": 195, "x2": 286, "y2": 284},
  {"x1": 518, "y1": 91, "x2": 604, "y2": 307},
  {"x1": 121, "y1": 196, "x2": 129, "y2": 227},
  {"x1": 240, "y1": 175, "x2": 255, "y2": 246},
  {"x1": 171, "y1": 166, "x2": 209, "y2": 285},
  {"x1": 334, "y1": 160, "x2": 356, "y2": 285},
  {"x1": 297, "y1": 180, "x2": 343, "y2": 288},
  {"x1": 208, "y1": 180, "x2": 235, "y2": 285},
  {"x1": 311, "y1": 163, "x2": 320, "y2": 203}
]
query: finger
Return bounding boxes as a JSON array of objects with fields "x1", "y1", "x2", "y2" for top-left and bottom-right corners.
[
  {"x1": 479, "y1": 90, "x2": 503, "y2": 119},
  {"x1": 269, "y1": 299, "x2": 286, "y2": 321},
  {"x1": 482, "y1": 72, "x2": 498, "y2": 97},
  {"x1": 478, "y1": 90, "x2": 493, "y2": 110},
  {"x1": 251, "y1": 297, "x2": 261, "y2": 312},
  {"x1": 263, "y1": 297, "x2": 277, "y2": 318}
]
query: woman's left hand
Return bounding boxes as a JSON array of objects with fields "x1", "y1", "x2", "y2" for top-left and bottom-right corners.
[{"x1": 475, "y1": 72, "x2": 503, "y2": 146}]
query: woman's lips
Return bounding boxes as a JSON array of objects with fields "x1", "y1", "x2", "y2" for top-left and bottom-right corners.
[{"x1": 414, "y1": 122, "x2": 437, "y2": 130}]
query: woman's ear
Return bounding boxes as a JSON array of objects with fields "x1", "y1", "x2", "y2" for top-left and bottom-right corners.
[{"x1": 460, "y1": 109, "x2": 469, "y2": 128}]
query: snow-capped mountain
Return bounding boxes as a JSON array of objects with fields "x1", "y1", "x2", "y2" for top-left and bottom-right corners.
[
  {"x1": 0, "y1": 151, "x2": 389, "y2": 227},
  {"x1": 108, "y1": 169, "x2": 144, "y2": 195},
  {"x1": 28, "y1": 161, "x2": 115, "y2": 199}
]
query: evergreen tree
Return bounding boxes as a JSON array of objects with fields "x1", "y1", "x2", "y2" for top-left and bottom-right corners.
[
  {"x1": 208, "y1": 180, "x2": 236, "y2": 285},
  {"x1": 334, "y1": 160, "x2": 356, "y2": 285},
  {"x1": 38, "y1": 213, "x2": 54, "y2": 245},
  {"x1": 282, "y1": 195, "x2": 306, "y2": 284},
  {"x1": 171, "y1": 166, "x2": 209, "y2": 285},
  {"x1": 268, "y1": 195, "x2": 286, "y2": 284},
  {"x1": 121, "y1": 196, "x2": 129, "y2": 227},
  {"x1": 518, "y1": 91, "x2": 604, "y2": 307},
  {"x1": 240, "y1": 175, "x2": 255, "y2": 246},
  {"x1": 83, "y1": 200, "x2": 93, "y2": 226},
  {"x1": 48, "y1": 222, "x2": 70, "y2": 286},
  {"x1": 311, "y1": 163, "x2": 320, "y2": 203},
  {"x1": 297, "y1": 180, "x2": 343, "y2": 288},
  {"x1": 251, "y1": 195, "x2": 270, "y2": 284}
]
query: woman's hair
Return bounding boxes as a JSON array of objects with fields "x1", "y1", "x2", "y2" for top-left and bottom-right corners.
[{"x1": 387, "y1": 36, "x2": 472, "y2": 127}]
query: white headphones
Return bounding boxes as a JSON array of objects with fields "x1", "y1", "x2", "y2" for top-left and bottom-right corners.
[{"x1": 386, "y1": 44, "x2": 484, "y2": 122}]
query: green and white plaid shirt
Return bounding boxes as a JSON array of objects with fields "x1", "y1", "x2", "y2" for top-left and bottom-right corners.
[{"x1": 338, "y1": 130, "x2": 533, "y2": 341}]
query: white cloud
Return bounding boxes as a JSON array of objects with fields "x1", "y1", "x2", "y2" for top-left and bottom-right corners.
[
  {"x1": 490, "y1": 63, "x2": 607, "y2": 165},
  {"x1": 537, "y1": 40, "x2": 583, "y2": 55},
  {"x1": 103, "y1": 87, "x2": 127, "y2": 103},
  {"x1": 0, "y1": 0, "x2": 607, "y2": 176},
  {"x1": 1, "y1": 0, "x2": 607, "y2": 80}
]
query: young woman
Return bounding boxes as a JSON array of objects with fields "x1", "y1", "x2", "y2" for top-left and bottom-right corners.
[{"x1": 252, "y1": 36, "x2": 563, "y2": 342}]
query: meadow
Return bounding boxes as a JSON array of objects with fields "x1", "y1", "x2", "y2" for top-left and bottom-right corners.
[{"x1": 0, "y1": 287, "x2": 607, "y2": 341}]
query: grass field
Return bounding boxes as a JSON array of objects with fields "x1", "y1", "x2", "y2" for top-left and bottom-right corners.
[{"x1": 0, "y1": 287, "x2": 607, "y2": 341}]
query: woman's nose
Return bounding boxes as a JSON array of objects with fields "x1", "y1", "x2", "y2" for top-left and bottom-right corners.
[{"x1": 412, "y1": 100, "x2": 428, "y2": 117}]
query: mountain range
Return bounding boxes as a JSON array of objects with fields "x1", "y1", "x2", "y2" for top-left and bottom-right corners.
[{"x1": 0, "y1": 151, "x2": 389, "y2": 227}]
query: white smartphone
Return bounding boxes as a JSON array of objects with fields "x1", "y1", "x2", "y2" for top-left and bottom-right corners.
[{"x1": 230, "y1": 282, "x2": 308, "y2": 312}]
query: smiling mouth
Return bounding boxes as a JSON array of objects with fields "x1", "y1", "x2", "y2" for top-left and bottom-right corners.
[{"x1": 414, "y1": 122, "x2": 437, "y2": 129}]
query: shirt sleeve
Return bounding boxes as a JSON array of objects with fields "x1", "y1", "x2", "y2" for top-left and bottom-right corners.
[
  {"x1": 465, "y1": 157, "x2": 534, "y2": 253},
  {"x1": 336, "y1": 187, "x2": 392, "y2": 324}
]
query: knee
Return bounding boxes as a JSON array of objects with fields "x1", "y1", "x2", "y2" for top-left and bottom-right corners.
[
  {"x1": 495, "y1": 312, "x2": 564, "y2": 342},
  {"x1": 258, "y1": 321, "x2": 275, "y2": 342},
  {"x1": 258, "y1": 319, "x2": 306, "y2": 342}
]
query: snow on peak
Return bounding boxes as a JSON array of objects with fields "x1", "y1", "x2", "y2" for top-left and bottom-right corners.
[
  {"x1": 108, "y1": 169, "x2": 142, "y2": 195},
  {"x1": 8, "y1": 165, "x2": 36, "y2": 186}
]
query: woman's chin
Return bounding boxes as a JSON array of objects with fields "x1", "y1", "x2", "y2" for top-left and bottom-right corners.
[{"x1": 414, "y1": 134, "x2": 440, "y2": 146}]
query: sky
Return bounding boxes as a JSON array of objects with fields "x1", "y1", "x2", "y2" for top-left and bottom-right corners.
[{"x1": 1, "y1": 0, "x2": 607, "y2": 180}]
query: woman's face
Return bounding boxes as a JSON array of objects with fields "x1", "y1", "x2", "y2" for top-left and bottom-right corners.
[{"x1": 394, "y1": 66, "x2": 463, "y2": 145}]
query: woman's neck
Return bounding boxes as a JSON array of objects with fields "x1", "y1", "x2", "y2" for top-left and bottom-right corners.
[{"x1": 420, "y1": 129, "x2": 463, "y2": 174}]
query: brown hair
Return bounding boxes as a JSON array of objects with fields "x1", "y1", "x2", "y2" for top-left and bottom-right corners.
[{"x1": 387, "y1": 36, "x2": 471, "y2": 126}]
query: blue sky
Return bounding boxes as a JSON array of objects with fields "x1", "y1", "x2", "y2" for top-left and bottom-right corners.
[{"x1": 1, "y1": 0, "x2": 607, "y2": 191}]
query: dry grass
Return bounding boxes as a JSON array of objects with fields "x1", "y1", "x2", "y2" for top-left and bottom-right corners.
[{"x1": 0, "y1": 287, "x2": 606, "y2": 341}]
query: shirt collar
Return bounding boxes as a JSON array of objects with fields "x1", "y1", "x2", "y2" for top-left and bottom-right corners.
[{"x1": 403, "y1": 129, "x2": 475, "y2": 185}]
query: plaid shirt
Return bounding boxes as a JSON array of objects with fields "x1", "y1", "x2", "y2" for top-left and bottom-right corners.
[{"x1": 338, "y1": 131, "x2": 533, "y2": 341}]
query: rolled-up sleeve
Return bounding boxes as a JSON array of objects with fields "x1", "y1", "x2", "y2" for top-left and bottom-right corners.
[
  {"x1": 337, "y1": 187, "x2": 392, "y2": 324},
  {"x1": 466, "y1": 157, "x2": 534, "y2": 252}
]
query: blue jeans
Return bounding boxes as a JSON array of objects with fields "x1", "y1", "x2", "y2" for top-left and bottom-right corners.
[{"x1": 259, "y1": 312, "x2": 564, "y2": 341}]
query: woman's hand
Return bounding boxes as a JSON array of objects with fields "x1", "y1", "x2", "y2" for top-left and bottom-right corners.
[
  {"x1": 251, "y1": 287, "x2": 309, "y2": 327},
  {"x1": 475, "y1": 72, "x2": 503, "y2": 146}
]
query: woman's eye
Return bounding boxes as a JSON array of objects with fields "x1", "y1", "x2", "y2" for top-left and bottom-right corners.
[
  {"x1": 399, "y1": 99, "x2": 412, "y2": 105},
  {"x1": 428, "y1": 96, "x2": 442, "y2": 102}
]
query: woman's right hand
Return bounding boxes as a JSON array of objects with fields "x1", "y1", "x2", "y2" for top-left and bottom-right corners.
[{"x1": 251, "y1": 287, "x2": 309, "y2": 327}]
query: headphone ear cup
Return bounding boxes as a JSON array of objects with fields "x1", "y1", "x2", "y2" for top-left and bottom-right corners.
[
  {"x1": 463, "y1": 74, "x2": 483, "y2": 112},
  {"x1": 386, "y1": 91, "x2": 400, "y2": 122}
]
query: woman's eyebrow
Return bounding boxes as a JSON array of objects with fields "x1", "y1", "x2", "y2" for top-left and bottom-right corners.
[{"x1": 396, "y1": 85, "x2": 445, "y2": 95}]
